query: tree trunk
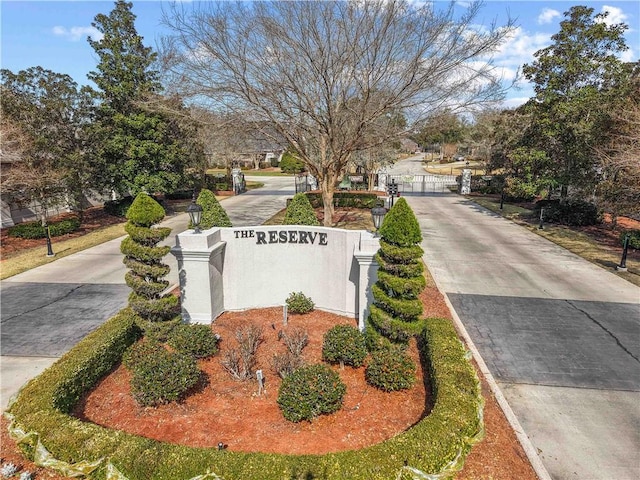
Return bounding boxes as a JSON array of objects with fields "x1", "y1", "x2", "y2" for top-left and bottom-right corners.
[{"x1": 320, "y1": 175, "x2": 335, "y2": 227}]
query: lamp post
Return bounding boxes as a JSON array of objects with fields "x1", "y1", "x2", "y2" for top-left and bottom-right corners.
[
  {"x1": 371, "y1": 206, "x2": 387, "y2": 236},
  {"x1": 186, "y1": 201, "x2": 203, "y2": 233},
  {"x1": 538, "y1": 207, "x2": 544, "y2": 230},
  {"x1": 43, "y1": 220, "x2": 55, "y2": 257},
  {"x1": 616, "y1": 234, "x2": 630, "y2": 272}
]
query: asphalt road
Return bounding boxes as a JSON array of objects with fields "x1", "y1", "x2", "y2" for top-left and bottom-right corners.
[
  {"x1": 402, "y1": 190, "x2": 639, "y2": 479},
  {"x1": 0, "y1": 175, "x2": 294, "y2": 407}
]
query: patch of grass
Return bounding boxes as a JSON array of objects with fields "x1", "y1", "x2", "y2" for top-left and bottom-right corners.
[
  {"x1": 424, "y1": 161, "x2": 485, "y2": 176},
  {"x1": 468, "y1": 196, "x2": 640, "y2": 287},
  {"x1": 1, "y1": 223, "x2": 126, "y2": 280}
]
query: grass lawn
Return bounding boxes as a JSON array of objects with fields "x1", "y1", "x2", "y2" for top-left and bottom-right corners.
[
  {"x1": 1, "y1": 223, "x2": 126, "y2": 280},
  {"x1": 469, "y1": 196, "x2": 640, "y2": 287}
]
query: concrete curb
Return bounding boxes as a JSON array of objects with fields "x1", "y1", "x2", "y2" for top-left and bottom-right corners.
[{"x1": 433, "y1": 282, "x2": 553, "y2": 480}]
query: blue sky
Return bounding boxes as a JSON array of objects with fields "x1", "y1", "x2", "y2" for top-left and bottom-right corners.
[{"x1": 1, "y1": 1, "x2": 638, "y2": 109}]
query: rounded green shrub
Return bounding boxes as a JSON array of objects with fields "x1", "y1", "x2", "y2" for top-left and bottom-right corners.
[
  {"x1": 322, "y1": 324, "x2": 367, "y2": 367},
  {"x1": 167, "y1": 324, "x2": 219, "y2": 359},
  {"x1": 378, "y1": 197, "x2": 422, "y2": 247},
  {"x1": 193, "y1": 188, "x2": 232, "y2": 229},
  {"x1": 130, "y1": 349, "x2": 201, "y2": 407},
  {"x1": 126, "y1": 193, "x2": 166, "y2": 227},
  {"x1": 122, "y1": 340, "x2": 165, "y2": 370},
  {"x1": 277, "y1": 364, "x2": 346, "y2": 422},
  {"x1": 365, "y1": 345, "x2": 416, "y2": 392},
  {"x1": 286, "y1": 291, "x2": 315, "y2": 314},
  {"x1": 279, "y1": 151, "x2": 306, "y2": 174},
  {"x1": 283, "y1": 193, "x2": 320, "y2": 226}
]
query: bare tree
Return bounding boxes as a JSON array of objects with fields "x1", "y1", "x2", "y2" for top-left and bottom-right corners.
[
  {"x1": 162, "y1": 0, "x2": 513, "y2": 225},
  {"x1": 595, "y1": 87, "x2": 640, "y2": 226}
]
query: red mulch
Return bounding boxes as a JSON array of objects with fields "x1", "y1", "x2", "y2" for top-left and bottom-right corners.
[{"x1": 0, "y1": 279, "x2": 537, "y2": 479}]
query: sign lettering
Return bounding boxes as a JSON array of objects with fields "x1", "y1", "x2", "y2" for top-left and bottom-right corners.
[{"x1": 235, "y1": 229, "x2": 328, "y2": 246}]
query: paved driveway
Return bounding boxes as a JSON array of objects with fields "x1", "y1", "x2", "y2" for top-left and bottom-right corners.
[
  {"x1": 405, "y1": 192, "x2": 640, "y2": 480},
  {"x1": 0, "y1": 176, "x2": 294, "y2": 408}
]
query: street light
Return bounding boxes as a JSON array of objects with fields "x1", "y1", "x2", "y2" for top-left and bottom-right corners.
[
  {"x1": 186, "y1": 201, "x2": 203, "y2": 233},
  {"x1": 371, "y1": 206, "x2": 387, "y2": 236},
  {"x1": 43, "y1": 220, "x2": 54, "y2": 257}
]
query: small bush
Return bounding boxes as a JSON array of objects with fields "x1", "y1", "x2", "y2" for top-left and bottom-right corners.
[
  {"x1": 130, "y1": 349, "x2": 201, "y2": 406},
  {"x1": 122, "y1": 340, "x2": 165, "y2": 370},
  {"x1": 8, "y1": 217, "x2": 80, "y2": 239},
  {"x1": 221, "y1": 324, "x2": 263, "y2": 380},
  {"x1": 167, "y1": 324, "x2": 219, "y2": 359},
  {"x1": 365, "y1": 345, "x2": 416, "y2": 392},
  {"x1": 281, "y1": 327, "x2": 309, "y2": 356},
  {"x1": 283, "y1": 193, "x2": 320, "y2": 225},
  {"x1": 286, "y1": 292, "x2": 315, "y2": 314},
  {"x1": 620, "y1": 229, "x2": 640, "y2": 250},
  {"x1": 277, "y1": 364, "x2": 346, "y2": 422},
  {"x1": 279, "y1": 151, "x2": 306, "y2": 174},
  {"x1": 322, "y1": 325, "x2": 367, "y2": 367}
]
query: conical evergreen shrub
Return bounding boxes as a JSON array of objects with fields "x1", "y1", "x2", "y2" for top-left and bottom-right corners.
[
  {"x1": 190, "y1": 189, "x2": 232, "y2": 229},
  {"x1": 121, "y1": 193, "x2": 179, "y2": 325},
  {"x1": 283, "y1": 193, "x2": 320, "y2": 226},
  {"x1": 367, "y1": 197, "x2": 425, "y2": 349}
]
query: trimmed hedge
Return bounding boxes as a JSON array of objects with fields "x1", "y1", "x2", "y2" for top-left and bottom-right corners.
[
  {"x1": 535, "y1": 199, "x2": 602, "y2": 226},
  {"x1": 8, "y1": 217, "x2": 81, "y2": 239},
  {"x1": 306, "y1": 192, "x2": 380, "y2": 209},
  {"x1": 285, "y1": 292, "x2": 315, "y2": 314},
  {"x1": 167, "y1": 324, "x2": 219, "y2": 359},
  {"x1": 193, "y1": 189, "x2": 232, "y2": 229},
  {"x1": 366, "y1": 344, "x2": 416, "y2": 392},
  {"x1": 7, "y1": 312, "x2": 483, "y2": 480}
]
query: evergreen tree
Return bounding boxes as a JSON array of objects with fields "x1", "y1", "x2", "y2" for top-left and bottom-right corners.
[
  {"x1": 192, "y1": 189, "x2": 232, "y2": 229},
  {"x1": 283, "y1": 193, "x2": 320, "y2": 226},
  {"x1": 521, "y1": 5, "x2": 630, "y2": 197},
  {"x1": 88, "y1": 0, "x2": 199, "y2": 197},
  {"x1": 121, "y1": 193, "x2": 179, "y2": 328},
  {"x1": 367, "y1": 198, "x2": 425, "y2": 348}
]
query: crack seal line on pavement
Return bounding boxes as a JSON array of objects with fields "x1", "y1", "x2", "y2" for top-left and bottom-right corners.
[
  {"x1": 566, "y1": 300, "x2": 640, "y2": 364},
  {"x1": 0, "y1": 285, "x2": 84, "y2": 323}
]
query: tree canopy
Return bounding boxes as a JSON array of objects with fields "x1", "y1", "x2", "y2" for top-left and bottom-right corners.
[
  {"x1": 88, "y1": 0, "x2": 202, "y2": 197},
  {"x1": 162, "y1": 0, "x2": 514, "y2": 225}
]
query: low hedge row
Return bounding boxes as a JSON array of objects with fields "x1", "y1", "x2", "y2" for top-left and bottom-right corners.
[
  {"x1": 305, "y1": 191, "x2": 380, "y2": 209},
  {"x1": 7, "y1": 312, "x2": 483, "y2": 480},
  {"x1": 8, "y1": 217, "x2": 81, "y2": 239}
]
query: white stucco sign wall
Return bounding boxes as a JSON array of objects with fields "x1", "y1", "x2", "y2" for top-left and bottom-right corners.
[{"x1": 171, "y1": 226, "x2": 379, "y2": 329}]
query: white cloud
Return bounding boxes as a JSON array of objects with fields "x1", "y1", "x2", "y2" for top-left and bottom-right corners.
[
  {"x1": 52, "y1": 25, "x2": 103, "y2": 42},
  {"x1": 598, "y1": 5, "x2": 628, "y2": 26},
  {"x1": 537, "y1": 8, "x2": 561, "y2": 25}
]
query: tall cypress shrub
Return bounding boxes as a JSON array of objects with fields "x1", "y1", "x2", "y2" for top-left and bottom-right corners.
[
  {"x1": 367, "y1": 198, "x2": 425, "y2": 347},
  {"x1": 283, "y1": 193, "x2": 320, "y2": 225},
  {"x1": 191, "y1": 188, "x2": 232, "y2": 229},
  {"x1": 121, "y1": 193, "x2": 179, "y2": 325}
]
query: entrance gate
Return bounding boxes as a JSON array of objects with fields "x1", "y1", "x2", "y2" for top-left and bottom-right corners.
[{"x1": 381, "y1": 174, "x2": 458, "y2": 194}]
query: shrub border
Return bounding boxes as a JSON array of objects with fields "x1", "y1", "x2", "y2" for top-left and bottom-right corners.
[{"x1": 6, "y1": 311, "x2": 483, "y2": 480}]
